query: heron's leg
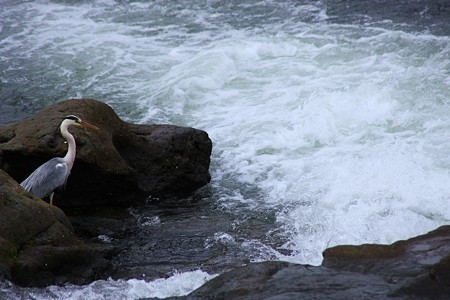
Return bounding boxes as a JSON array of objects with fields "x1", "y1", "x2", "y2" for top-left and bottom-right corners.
[{"x1": 49, "y1": 192, "x2": 54, "y2": 206}]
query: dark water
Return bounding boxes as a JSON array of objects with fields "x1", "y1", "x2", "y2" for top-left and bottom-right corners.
[
  {"x1": 326, "y1": 0, "x2": 450, "y2": 36},
  {"x1": 68, "y1": 193, "x2": 283, "y2": 281}
]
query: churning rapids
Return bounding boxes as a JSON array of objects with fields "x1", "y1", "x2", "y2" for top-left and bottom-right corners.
[{"x1": 1, "y1": 0, "x2": 450, "y2": 298}]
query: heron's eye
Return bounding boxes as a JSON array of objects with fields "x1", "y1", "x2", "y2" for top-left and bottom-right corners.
[{"x1": 65, "y1": 115, "x2": 81, "y2": 122}]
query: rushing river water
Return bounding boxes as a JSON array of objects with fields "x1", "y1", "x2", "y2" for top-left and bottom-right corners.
[{"x1": 1, "y1": 0, "x2": 450, "y2": 298}]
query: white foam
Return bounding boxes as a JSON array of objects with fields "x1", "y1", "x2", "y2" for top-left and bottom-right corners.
[
  {"x1": 0, "y1": 271, "x2": 215, "y2": 300},
  {"x1": 167, "y1": 26, "x2": 450, "y2": 265}
]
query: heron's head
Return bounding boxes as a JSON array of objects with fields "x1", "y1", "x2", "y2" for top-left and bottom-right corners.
[{"x1": 62, "y1": 115, "x2": 99, "y2": 130}]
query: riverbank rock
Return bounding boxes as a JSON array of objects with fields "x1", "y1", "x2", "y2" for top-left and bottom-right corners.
[
  {"x1": 0, "y1": 170, "x2": 110, "y2": 287},
  {"x1": 0, "y1": 99, "x2": 212, "y2": 207},
  {"x1": 323, "y1": 225, "x2": 450, "y2": 298},
  {"x1": 183, "y1": 226, "x2": 450, "y2": 299}
]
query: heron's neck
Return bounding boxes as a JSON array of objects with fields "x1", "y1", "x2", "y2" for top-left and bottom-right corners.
[{"x1": 61, "y1": 123, "x2": 76, "y2": 170}]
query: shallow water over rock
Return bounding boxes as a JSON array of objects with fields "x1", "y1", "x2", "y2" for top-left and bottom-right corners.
[{"x1": 68, "y1": 191, "x2": 284, "y2": 282}]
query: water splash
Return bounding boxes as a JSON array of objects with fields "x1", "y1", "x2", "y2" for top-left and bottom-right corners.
[{"x1": 0, "y1": 271, "x2": 215, "y2": 300}]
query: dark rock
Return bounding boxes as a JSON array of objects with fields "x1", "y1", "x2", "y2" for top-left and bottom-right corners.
[
  {"x1": 184, "y1": 261, "x2": 289, "y2": 299},
  {"x1": 0, "y1": 169, "x2": 110, "y2": 287},
  {"x1": 0, "y1": 99, "x2": 212, "y2": 207},
  {"x1": 323, "y1": 226, "x2": 450, "y2": 298},
  {"x1": 431, "y1": 253, "x2": 450, "y2": 286},
  {"x1": 184, "y1": 261, "x2": 392, "y2": 300},
  {"x1": 181, "y1": 226, "x2": 450, "y2": 299}
]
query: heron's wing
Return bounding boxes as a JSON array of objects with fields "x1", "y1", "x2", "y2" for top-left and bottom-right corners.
[{"x1": 20, "y1": 158, "x2": 69, "y2": 199}]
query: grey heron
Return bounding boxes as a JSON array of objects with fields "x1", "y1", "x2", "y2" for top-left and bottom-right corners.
[{"x1": 20, "y1": 115, "x2": 99, "y2": 205}]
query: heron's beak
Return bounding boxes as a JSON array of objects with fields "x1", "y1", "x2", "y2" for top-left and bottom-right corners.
[{"x1": 80, "y1": 121, "x2": 99, "y2": 130}]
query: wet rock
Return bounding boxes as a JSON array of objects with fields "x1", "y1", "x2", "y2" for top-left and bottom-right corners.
[
  {"x1": 185, "y1": 261, "x2": 289, "y2": 299},
  {"x1": 183, "y1": 261, "x2": 393, "y2": 300},
  {"x1": 0, "y1": 99, "x2": 212, "y2": 207},
  {"x1": 431, "y1": 253, "x2": 450, "y2": 286},
  {"x1": 323, "y1": 226, "x2": 450, "y2": 298},
  {"x1": 182, "y1": 226, "x2": 450, "y2": 299},
  {"x1": 0, "y1": 169, "x2": 110, "y2": 287}
]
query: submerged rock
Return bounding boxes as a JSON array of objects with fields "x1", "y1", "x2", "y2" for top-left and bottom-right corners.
[
  {"x1": 183, "y1": 226, "x2": 450, "y2": 299},
  {"x1": 0, "y1": 170, "x2": 110, "y2": 287},
  {"x1": 0, "y1": 99, "x2": 212, "y2": 207}
]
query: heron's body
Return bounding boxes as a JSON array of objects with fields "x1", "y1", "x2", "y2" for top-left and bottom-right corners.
[
  {"x1": 20, "y1": 115, "x2": 98, "y2": 205},
  {"x1": 21, "y1": 157, "x2": 69, "y2": 200}
]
